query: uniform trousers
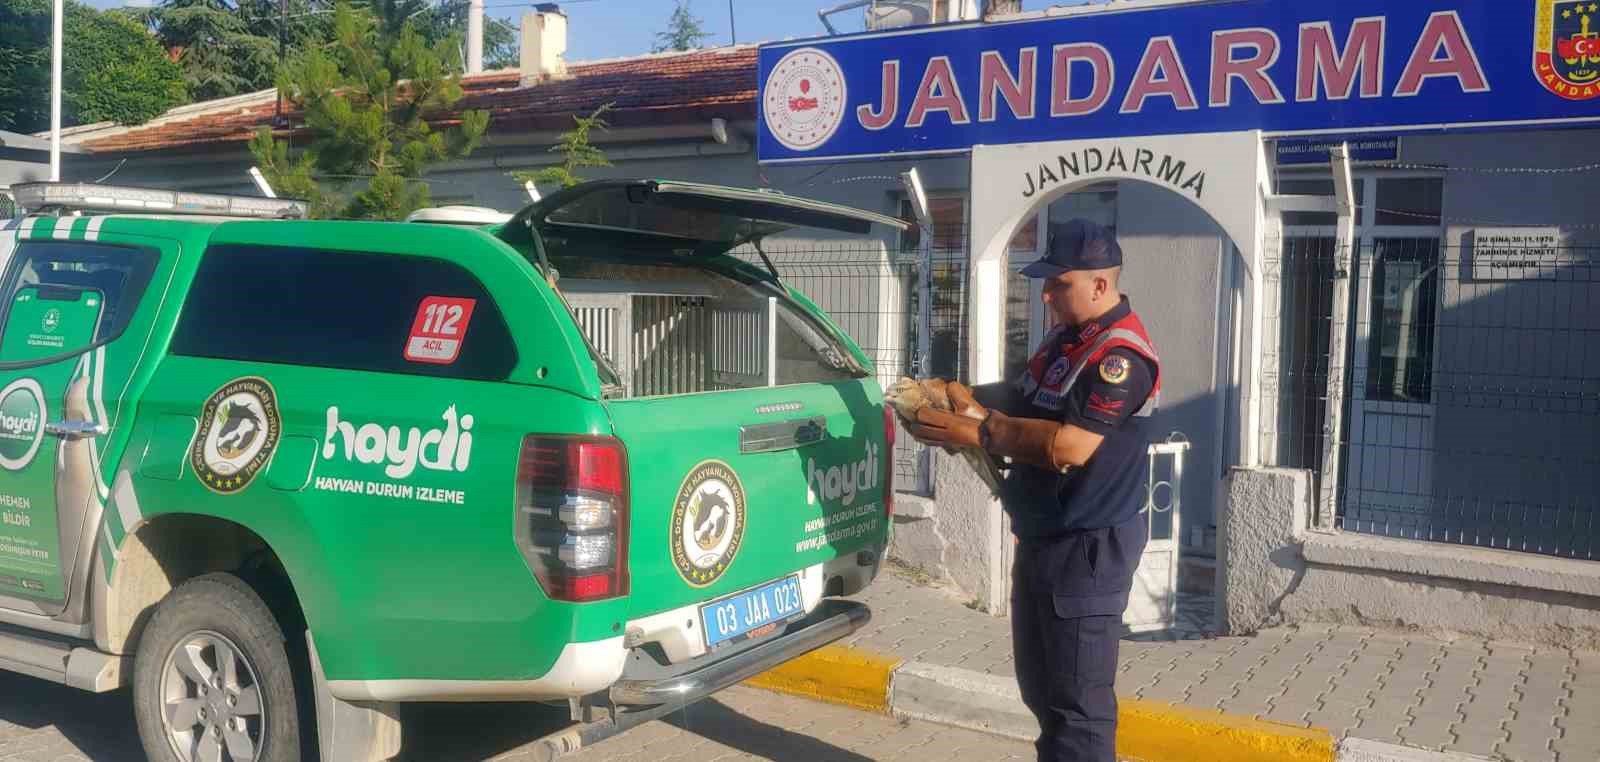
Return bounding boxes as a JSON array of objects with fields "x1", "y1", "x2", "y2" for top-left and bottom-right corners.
[{"x1": 1010, "y1": 521, "x2": 1146, "y2": 762}]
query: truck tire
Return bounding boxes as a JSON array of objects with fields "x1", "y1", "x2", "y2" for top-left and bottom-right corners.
[{"x1": 133, "y1": 573, "x2": 305, "y2": 762}]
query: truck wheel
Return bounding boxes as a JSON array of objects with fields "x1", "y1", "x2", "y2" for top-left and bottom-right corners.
[{"x1": 133, "y1": 573, "x2": 304, "y2": 762}]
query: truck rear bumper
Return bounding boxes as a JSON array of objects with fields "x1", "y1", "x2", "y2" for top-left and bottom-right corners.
[
  {"x1": 608, "y1": 598, "x2": 870, "y2": 706},
  {"x1": 326, "y1": 548, "x2": 883, "y2": 704},
  {"x1": 327, "y1": 636, "x2": 628, "y2": 703}
]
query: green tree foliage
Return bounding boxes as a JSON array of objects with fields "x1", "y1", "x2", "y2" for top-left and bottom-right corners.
[
  {"x1": 0, "y1": 0, "x2": 187, "y2": 132},
  {"x1": 250, "y1": 2, "x2": 489, "y2": 220},
  {"x1": 513, "y1": 103, "x2": 613, "y2": 190},
  {"x1": 138, "y1": 0, "x2": 331, "y2": 103},
  {"x1": 652, "y1": 0, "x2": 711, "y2": 53},
  {"x1": 141, "y1": 0, "x2": 512, "y2": 105},
  {"x1": 409, "y1": 0, "x2": 517, "y2": 69}
]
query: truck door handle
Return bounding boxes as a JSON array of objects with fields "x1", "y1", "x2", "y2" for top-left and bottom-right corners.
[{"x1": 45, "y1": 420, "x2": 108, "y2": 439}]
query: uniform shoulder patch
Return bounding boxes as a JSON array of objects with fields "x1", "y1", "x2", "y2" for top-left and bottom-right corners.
[{"x1": 1098, "y1": 353, "x2": 1132, "y2": 385}]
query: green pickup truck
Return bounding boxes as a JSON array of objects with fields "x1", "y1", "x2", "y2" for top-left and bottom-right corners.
[{"x1": 0, "y1": 180, "x2": 903, "y2": 762}]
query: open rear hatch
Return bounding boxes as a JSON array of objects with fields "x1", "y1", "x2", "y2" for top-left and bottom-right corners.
[
  {"x1": 503, "y1": 181, "x2": 908, "y2": 646},
  {"x1": 499, "y1": 179, "x2": 909, "y2": 275}
]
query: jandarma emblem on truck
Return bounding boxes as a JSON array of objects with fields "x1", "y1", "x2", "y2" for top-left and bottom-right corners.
[
  {"x1": 0, "y1": 379, "x2": 46, "y2": 471},
  {"x1": 191, "y1": 377, "x2": 281, "y2": 495},
  {"x1": 671, "y1": 460, "x2": 748, "y2": 587}
]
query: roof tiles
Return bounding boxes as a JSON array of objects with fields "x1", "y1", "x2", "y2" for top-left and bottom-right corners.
[{"x1": 78, "y1": 46, "x2": 759, "y2": 154}]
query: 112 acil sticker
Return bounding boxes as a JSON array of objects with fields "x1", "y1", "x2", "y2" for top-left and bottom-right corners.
[{"x1": 405, "y1": 296, "x2": 476, "y2": 365}]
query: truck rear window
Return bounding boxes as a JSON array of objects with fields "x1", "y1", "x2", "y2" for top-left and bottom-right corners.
[
  {"x1": 171, "y1": 244, "x2": 517, "y2": 381},
  {"x1": 0, "y1": 240, "x2": 158, "y2": 365}
]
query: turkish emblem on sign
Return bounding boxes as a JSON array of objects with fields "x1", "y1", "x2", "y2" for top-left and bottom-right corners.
[
  {"x1": 763, "y1": 48, "x2": 848, "y2": 152},
  {"x1": 1536, "y1": 0, "x2": 1600, "y2": 100}
]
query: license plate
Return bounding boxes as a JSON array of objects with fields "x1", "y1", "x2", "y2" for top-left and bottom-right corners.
[{"x1": 700, "y1": 575, "x2": 805, "y2": 648}]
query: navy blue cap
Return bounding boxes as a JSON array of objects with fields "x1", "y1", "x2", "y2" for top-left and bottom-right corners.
[{"x1": 1019, "y1": 218, "x2": 1122, "y2": 278}]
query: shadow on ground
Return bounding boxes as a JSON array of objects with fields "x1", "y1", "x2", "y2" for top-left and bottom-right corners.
[
  {"x1": 661, "y1": 697, "x2": 874, "y2": 762},
  {"x1": 0, "y1": 672, "x2": 142, "y2": 761},
  {"x1": 3, "y1": 671, "x2": 874, "y2": 762},
  {"x1": 394, "y1": 697, "x2": 874, "y2": 762}
]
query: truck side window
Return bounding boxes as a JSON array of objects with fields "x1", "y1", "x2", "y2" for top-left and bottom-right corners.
[
  {"x1": 0, "y1": 240, "x2": 159, "y2": 363},
  {"x1": 170, "y1": 244, "x2": 517, "y2": 381}
]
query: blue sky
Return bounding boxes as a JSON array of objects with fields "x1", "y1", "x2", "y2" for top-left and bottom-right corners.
[
  {"x1": 511, "y1": 0, "x2": 1074, "y2": 60},
  {"x1": 87, "y1": 0, "x2": 1071, "y2": 62}
]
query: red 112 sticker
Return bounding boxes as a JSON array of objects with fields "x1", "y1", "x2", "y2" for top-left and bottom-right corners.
[{"x1": 405, "y1": 296, "x2": 476, "y2": 365}]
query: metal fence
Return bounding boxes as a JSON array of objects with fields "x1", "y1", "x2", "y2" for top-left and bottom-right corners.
[
  {"x1": 1264, "y1": 237, "x2": 1600, "y2": 560},
  {"x1": 0, "y1": 191, "x2": 14, "y2": 221},
  {"x1": 739, "y1": 232, "x2": 970, "y2": 496}
]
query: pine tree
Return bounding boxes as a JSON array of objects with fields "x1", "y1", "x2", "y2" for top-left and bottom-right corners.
[
  {"x1": 514, "y1": 103, "x2": 613, "y2": 190},
  {"x1": 652, "y1": 0, "x2": 711, "y2": 53},
  {"x1": 250, "y1": 2, "x2": 489, "y2": 219}
]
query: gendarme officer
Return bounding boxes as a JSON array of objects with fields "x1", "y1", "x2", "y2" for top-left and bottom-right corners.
[{"x1": 910, "y1": 218, "x2": 1160, "y2": 762}]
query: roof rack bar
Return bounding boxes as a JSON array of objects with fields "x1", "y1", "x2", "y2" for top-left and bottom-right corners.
[{"x1": 12, "y1": 181, "x2": 308, "y2": 220}]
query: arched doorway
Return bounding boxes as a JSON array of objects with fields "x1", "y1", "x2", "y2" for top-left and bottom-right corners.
[{"x1": 964, "y1": 130, "x2": 1268, "y2": 620}]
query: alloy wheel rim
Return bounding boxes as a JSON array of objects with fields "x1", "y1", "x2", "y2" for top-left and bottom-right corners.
[{"x1": 158, "y1": 630, "x2": 266, "y2": 762}]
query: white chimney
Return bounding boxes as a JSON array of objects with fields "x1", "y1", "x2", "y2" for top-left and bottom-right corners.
[
  {"x1": 467, "y1": 0, "x2": 484, "y2": 73},
  {"x1": 520, "y1": 4, "x2": 568, "y2": 85}
]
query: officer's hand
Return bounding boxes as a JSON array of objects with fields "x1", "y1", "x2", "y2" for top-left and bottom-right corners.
[
  {"x1": 945, "y1": 381, "x2": 988, "y2": 420},
  {"x1": 910, "y1": 406, "x2": 982, "y2": 450}
]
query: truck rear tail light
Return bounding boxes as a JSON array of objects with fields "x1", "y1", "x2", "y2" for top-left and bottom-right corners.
[
  {"x1": 516, "y1": 436, "x2": 629, "y2": 602},
  {"x1": 882, "y1": 404, "x2": 895, "y2": 519}
]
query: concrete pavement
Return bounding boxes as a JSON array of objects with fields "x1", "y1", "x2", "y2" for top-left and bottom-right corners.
[
  {"x1": 755, "y1": 565, "x2": 1600, "y2": 762},
  {"x1": 3, "y1": 565, "x2": 1596, "y2": 761}
]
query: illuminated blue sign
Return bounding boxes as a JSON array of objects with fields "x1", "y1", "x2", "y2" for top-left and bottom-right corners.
[{"x1": 757, "y1": 0, "x2": 1600, "y2": 163}]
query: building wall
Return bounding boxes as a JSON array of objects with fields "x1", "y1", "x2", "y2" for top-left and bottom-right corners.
[
  {"x1": 1114, "y1": 180, "x2": 1229, "y2": 538},
  {"x1": 1328, "y1": 130, "x2": 1600, "y2": 555},
  {"x1": 0, "y1": 155, "x2": 49, "y2": 191},
  {"x1": 1220, "y1": 467, "x2": 1600, "y2": 650},
  {"x1": 1409, "y1": 131, "x2": 1600, "y2": 557}
]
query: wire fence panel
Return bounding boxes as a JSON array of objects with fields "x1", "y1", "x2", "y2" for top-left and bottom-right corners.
[
  {"x1": 1268, "y1": 236, "x2": 1600, "y2": 560},
  {"x1": 736, "y1": 233, "x2": 971, "y2": 497}
]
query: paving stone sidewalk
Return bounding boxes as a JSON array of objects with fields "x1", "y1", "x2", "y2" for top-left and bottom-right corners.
[{"x1": 844, "y1": 565, "x2": 1600, "y2": 762}]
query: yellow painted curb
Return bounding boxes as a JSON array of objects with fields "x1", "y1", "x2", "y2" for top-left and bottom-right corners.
[
  {"x1": 747, "y1": 644, "x2": 1336, "y2": 762},
  {"x1": 1116, "y1": 697, "x2": 1335, "y2": 762},
  {"x1": 743, "y1": 644, "x2": 903, "y2": 713}
]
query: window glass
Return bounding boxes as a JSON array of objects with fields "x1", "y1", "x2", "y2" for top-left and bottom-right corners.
[
  {"x1": 1275, "y1": 176, "x2": 1368, "y2": 226},
  {"x1": 1374, "y1": 178, "x2": 1443, "y2": 226},
  {"x1": 1367, "y1": 238, "x2": 1440, "y2": 402},
  {"x1": 1004, "y1": 270, "x2": 1034, "y2": 383},
  {"x1": 0, "y1": 240, "x2": 158, "y2": 363},
  {"x1": 171, "y1": 245, "x2": 517, "y2": 381},
  {"x1": 1009, "y1": 215, "x2": 1039, "y2": 254},
  {"x1": 898, "y1": 196, "x2": 968, "y2": 252},
  {"x1": 1046, "y1": 186, "x2": 1118, "y2": 237}
]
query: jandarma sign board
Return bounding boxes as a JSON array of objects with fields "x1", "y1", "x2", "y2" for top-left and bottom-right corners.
[{"x1": 757, "y1": 0, "x2": 1600, "y2": 163}]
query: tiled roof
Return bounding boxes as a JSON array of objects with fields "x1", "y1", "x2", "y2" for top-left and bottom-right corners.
[{"x1": 74, "y1": 46, "x2": 758, "y2": 154}]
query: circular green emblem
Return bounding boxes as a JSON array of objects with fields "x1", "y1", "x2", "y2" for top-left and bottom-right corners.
[
  {"x1": 0, "y1": 379, "x2": 46, "y2": 471},
  {"x1": 670, "y1": 460, "x2": 747, "y2": 588},
  {"x1": 191, "y1": 377, "x2": 281, "y2": 494}
]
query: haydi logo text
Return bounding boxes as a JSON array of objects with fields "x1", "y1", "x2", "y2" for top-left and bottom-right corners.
[{"x1": 322, "y1": 405, "x2": 475, "y2": 479}]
